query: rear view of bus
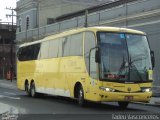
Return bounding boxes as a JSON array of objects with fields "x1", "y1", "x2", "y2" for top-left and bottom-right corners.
[{"x1": 88, "y1": 27, "x2": 155, "y2": 108}]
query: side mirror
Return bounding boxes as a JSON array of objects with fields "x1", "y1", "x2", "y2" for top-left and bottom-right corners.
[
  {"x1": 89, "y1": 46, "x2": 101, "y2": 63},
  {"x1": 95, "y1": 47, "x2": 101, "y2": 63},
  {"x1": 151, "y1": 50, "x2": 155, "y2": 68}
]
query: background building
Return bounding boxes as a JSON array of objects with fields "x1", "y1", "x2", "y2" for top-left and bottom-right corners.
[
  {"x1": 16, "y1": 0, "x2": 111, "y2": 32},
  {"x1": 16, "y1": 0, "x2": 160, "y2": 95},
  {"x1": 0, "y1": 23, "x2": 16, "y2": 79}
]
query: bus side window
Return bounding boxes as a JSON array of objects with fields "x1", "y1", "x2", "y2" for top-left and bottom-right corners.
[
  {"x1": 18, "y1": 44, "x2": 40, "y2": 61},
  {"x1": 84, "y1": 32, "x2": 96, "y2": 78},
  {"x1": 18, "y1": 47, "x2": 28, "y2": 61},
  {"x1": 40, "y1": 41, "x2": 49, "y2": 59},
  {"x1": 17, "y1": 48, "x2": 22, "y2": 60},
  {"x1": 62, "y1": 37, "x2": 70, "y2": 57},
  {"x1": 58, "y1": 38, "x2": 63, "y2": 57},
  {"x1": 33, "y1": 44, "x2": 40, "y2": 60},
  {"x1": 48, "y1": 39, "x2": 59, "y2": 58},
  {"x1": 70, "y1": 33, "x2": 83, "y2": 56}
]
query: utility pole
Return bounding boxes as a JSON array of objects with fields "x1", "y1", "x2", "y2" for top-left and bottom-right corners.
[{"x1": 6, "y1": 7, "x2": 16, "y2": 82}]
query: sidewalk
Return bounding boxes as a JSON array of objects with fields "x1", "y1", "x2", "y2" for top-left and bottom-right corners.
[
  {"x1": 0, "y1": 103, "x2": 18, "y2": 120},
  {"x1": 150, "y1": 97, "x2": 160, "y2": 105},
  {"x1": 0, "y1": 79, "x2": 160, "y2": 106},
  {"x1": 0, "y1": 79, "x2": 17, "y2": 90},
  {"x1": 0, "y1": 79, "x2": 19, "y2": 117}
]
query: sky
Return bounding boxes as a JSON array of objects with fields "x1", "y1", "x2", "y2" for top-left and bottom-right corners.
[{"x1": 0, "y1": 0, "x2": 17, "y2": 23}]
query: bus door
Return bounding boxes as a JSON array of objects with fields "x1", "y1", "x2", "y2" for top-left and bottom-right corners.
[
  {"x1": 88, "y1": 48, "x2": 99, "y2": 100},
  {"x1": 84, "y1": 31, "x2": 98, "y2": 100}
]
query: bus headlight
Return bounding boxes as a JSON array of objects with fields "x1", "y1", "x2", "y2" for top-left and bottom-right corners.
[
  {"x1": 99, "y1": 87, "x2": 115, "y2": 92},
  {"x1": 141, "y1": 88, "x2": 151, "y2": 92}
]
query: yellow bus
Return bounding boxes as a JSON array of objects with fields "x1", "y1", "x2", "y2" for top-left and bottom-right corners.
[{"x1": 17, "y1": 26, "x2": 155, "y2": 108}]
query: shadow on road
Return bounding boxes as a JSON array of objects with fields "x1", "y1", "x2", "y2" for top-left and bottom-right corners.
[{"x1": 21, "y1": 94, "x2": 146, "y2": 113}]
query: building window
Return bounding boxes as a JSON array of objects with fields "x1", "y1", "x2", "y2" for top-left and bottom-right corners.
[{"x1": 26, "y1": 16, "x2": 29, "y2": 30}]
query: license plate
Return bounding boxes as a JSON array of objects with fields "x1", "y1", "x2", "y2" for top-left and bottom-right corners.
[{"x1": 124, "y1": 96, "x2": 133, "y2": 101}]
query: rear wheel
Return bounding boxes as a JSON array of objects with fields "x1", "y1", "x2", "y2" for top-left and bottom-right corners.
[
  {"x1": 78, "y1": 86, "x2": 85, "y2": 106},
  {"x1": 25, "y1": 82, "x2": 30, "y2": 96},
  {"x1": 30, "y1": 82, "x2": 37, "y2": 97},
  {"x1": 118, "y1": 102, "x2": 129, "y2": 109}
]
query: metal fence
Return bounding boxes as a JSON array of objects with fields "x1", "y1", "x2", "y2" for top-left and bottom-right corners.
[{"x1": 16, "y1": 0, "x2": 160, "y2": 42}]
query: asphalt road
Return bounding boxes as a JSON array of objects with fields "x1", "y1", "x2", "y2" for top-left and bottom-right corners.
[{"x1": 0, "y1": 87, "x2": 160, "y2": 120}]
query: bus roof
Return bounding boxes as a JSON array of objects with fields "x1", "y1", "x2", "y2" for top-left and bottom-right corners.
[{"x1": 19, "y1": 26, "x2": 146, "y2": 47}]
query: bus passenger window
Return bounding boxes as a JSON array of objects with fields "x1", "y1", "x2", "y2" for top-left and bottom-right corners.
[
  {"x1": 62, "y1": 37, "x2": 70, "y2": 57},
  {"x1": 58, "y1": 38, "x2": 63, "y2": 57},
  {"x1": 18, "y1": 44, "x2": 40, "y2": 61},
  {"x1": 70, "y1": 33, "x2": 83, "y2": 56},
  {"x1": 48, "y1": 39, "x2": 59, "y2": 58},
  {"x1": 40, "y1": 41, "x2": 49, "y2": 59}
]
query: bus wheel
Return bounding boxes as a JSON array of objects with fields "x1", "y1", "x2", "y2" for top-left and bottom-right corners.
[
  {"x1": 118, "y1": 102, "x2": 129, "y2": 109},
  {"x1": 30, "y1": 82, "x2": 37, "y2": 97},
  {"x1": 78, "y1": 86, "x2": 85, "y2": 106},
  {"x1": 25, "y1": 82, "x2": 30, "y2": 96}
]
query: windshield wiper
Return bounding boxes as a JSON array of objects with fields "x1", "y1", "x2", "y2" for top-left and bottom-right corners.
[
  {"x1": 128, "y1": 56, "x2": 144, "y2": 82},
  {"x1": 118, "y1": 55, "x2": 146, "y2": 81},
  {"x1": 129, "y1": 54, "x2": 147, "y2": 65},
  {"x1": 118, "y1": 55, "x2": 127, "y2": 75}
]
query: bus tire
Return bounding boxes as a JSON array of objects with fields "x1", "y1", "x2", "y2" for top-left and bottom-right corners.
[
  {"x1": 25, "y1": 82, "x2": 30, "y2": 96},
  {"x1": 118, "y1": 102, "x2": 129, "y2": 109},
  {"x1": 30, "y1": 82, "x2": 37, "y2": 98},
  {"x1": 78, "y1": 85, "x2": 85, "y2": 106}
]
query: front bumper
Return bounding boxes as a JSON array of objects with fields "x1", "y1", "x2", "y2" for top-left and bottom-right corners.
[{"x1": 98, "y1": 92, "x2": 152, "y2": 102}]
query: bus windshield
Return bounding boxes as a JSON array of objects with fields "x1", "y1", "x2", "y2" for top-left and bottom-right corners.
[{"x1": 98, "y1": 32, "x2": 152, "y2": 82}]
